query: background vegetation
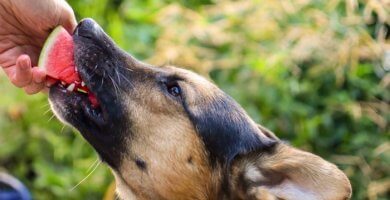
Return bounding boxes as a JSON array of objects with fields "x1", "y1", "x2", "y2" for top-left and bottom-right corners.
[{"x1": 0, "y1": 0, "x2": 389, "y2": 199}]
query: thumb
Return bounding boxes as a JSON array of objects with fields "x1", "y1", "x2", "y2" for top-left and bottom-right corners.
[{"x1": 58, "y1": 1, "x2": 77, "y2": 34}]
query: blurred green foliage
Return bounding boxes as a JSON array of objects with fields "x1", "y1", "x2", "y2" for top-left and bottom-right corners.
[{"x1": 0, "y1": 0, "x2": 389, "y2": 199}]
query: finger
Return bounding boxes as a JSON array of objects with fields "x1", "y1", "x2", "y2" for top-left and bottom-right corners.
[
  {"x1": 31, "y1": 67, "x2": 48, "y2": 94},
  {"x1": 23, "y1": 82, "x2": 45, "y2": 95},
  {"x1": 31, "y1": 67, "x2": 46, "y2": 84},
  {"x1": 32, "y1": 67, "x2": 50, "y2": 94},
  {"x1": 59, "y1": 2, "x2": 77, "y2": 34},
  {"x1": 12, "y1": 55, "x2": 33, "y2": 88}
]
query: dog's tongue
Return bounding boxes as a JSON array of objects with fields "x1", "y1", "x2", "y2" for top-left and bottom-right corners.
[{"x1": 38, "y1": 26, "x2": 99, "y2": 107}]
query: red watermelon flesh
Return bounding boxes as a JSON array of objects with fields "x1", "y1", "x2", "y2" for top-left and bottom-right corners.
[
  {"x1": 39, "y1": 26, "x2": 79, "y2": 84},
  {"x1": 39, "y1": 26, "x2": 99, "y2": 107}
]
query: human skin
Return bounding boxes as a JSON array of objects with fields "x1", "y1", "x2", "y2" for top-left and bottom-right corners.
[{"x1": 0, "y1": 0, "x2": 76, "y2": 94}]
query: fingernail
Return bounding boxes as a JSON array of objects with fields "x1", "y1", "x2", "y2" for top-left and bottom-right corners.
[{"x1": 20, "y1": 63, "x2": 30, "y2": 71}]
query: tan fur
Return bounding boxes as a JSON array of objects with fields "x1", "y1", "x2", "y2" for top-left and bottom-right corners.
[
  {"x1": 230, "y1": 144, "x2": 352, "y2": 200},
  {"x1": 109, "y1": 66, "x2": 351, "y2": 200},
  {"x1": 115, "y1": 73, "x2": 221, "y2": 199}
]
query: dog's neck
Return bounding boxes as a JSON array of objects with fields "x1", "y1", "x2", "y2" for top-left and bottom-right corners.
[{"x1": 113, "y1": 162, "x2": 252, "y2": 200}]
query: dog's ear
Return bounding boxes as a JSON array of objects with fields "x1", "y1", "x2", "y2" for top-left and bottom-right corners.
[
  {"x1": 229, "y1": 143, "x2": 352, "y2": 200},
  {"x1": 257, "y1": 124, "x2": 279, "y2": 140}
]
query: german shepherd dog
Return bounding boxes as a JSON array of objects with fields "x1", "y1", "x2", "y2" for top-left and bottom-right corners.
[{"x1": 49, "y1": 19, "x2": 352, "y2": 200}]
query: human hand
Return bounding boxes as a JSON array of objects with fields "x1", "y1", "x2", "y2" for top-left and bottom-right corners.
[{"x1": 0, "y1": 0, "x2": 76, "y2": 94}]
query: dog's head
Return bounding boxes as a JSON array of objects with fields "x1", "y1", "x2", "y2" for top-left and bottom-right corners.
[{"x1": 49, "y1": 19, "x2": 351, "y2": 200}]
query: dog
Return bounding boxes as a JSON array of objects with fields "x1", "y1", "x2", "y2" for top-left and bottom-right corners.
[{"x1": 49, "y1": 18, "x2": 352, "y2": 200}]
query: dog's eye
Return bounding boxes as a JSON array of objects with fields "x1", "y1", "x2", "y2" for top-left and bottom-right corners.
[{"x1": 167, "y1": 83, "x2": 181, "y2": 97}]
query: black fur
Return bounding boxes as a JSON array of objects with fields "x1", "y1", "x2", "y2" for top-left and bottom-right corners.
[
  {"x1": 183, "y1": 92, "x2": 276, "y2": 166},
  {"x1": 69, "y1": 19, "x2": 130, "y2": 168}
]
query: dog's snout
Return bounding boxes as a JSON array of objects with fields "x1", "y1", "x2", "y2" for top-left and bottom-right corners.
[{"x1": 74, "y1": 18, "x2": 104, "y2": 39}]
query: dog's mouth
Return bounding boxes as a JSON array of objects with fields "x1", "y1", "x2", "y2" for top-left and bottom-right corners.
[
  {"x1": 49, "y1": 21, "x2": 111, "y2": 130},
  {"x1": 49, "y1": 83, "x2": 105, "y2": 127},
  {"x1": 49, "y1": 19, "x2": 130, "y2": 167}
]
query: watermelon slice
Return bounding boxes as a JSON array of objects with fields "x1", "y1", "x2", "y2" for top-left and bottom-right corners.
[
  {"x1": 39, "y1": 26, "x2": 99, "y2": 107},
  {"x1": 39, "y1": 26, "x2": 79, "y2": 84}
]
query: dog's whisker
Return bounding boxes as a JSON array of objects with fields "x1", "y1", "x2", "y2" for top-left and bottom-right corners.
[
  {"x1": 99, "y1": 71, "x2": 106, "y2": 90},
  {"x1": 107, "y1": 73, "x2": 118, "y2": 89},
  {"x1": 118, "y1": 73, "x2": 133, "y2": 88},
  {"x1": 43, "y1": 108, "x2": 52, "y2": 116},
  {"x1": 117, "y1": 65, "x2": 133, "y2": 72},
  {"x1": 113, "y1": 75, "x2": 121, "y2": 92},
  {"x1": 86, "y1": 64, "x2": 100, "y2": 81},
  {"x1": 86, "y1": 158, "x2": 100, "y2": 174},
  {"x1": 93, "y1": 64, "x2": 99, "y2": 72},
  {"x1": 40, "y1": 103, "x2": 50, "y2": 109},
  {"x1": 60, "y1": 125, "x2": 66, "y2": 134},
  {"x1": 48, "y1": 114, "x2": 56, "y2": 122},
  {"x1": 70, "y1": 160, "x2": 102, "y2": 191},
  {"x1": 115, "y1": 69, "x2": 121, "y2": 85},
  {"x1": 108, "y1": 75, "x2": 120, "y2": 97}
]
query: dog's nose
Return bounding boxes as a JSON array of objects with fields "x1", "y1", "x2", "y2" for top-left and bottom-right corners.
[{"x1": 74, "y1": 18, "x2": 104, "y2": 39}]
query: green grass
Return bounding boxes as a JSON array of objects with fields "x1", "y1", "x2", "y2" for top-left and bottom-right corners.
[{"x1": 0, "y1": 0, "x2": 388, "y2": 199}]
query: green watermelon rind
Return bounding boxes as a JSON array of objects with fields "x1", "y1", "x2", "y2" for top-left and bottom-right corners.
[{"x1": 38, "y1": 26, "x2": 66, "y2": 70}]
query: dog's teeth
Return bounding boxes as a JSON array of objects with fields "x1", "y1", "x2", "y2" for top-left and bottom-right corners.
[
  {"x1": 77, "y1": 88, "x2": 88, "y2": 93},
  {"x1": 81, "y1": 81, "x2": 86, "y2": 87},
  {"x1": 67, "y1": 83, "x2": 75, "y2": 92},
  {"x1": 75, "y1": 67, "x2": 78, "y2": 72},
  {"x1": 61, "y1": 81, "x2": 66, "y2": 85}
]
